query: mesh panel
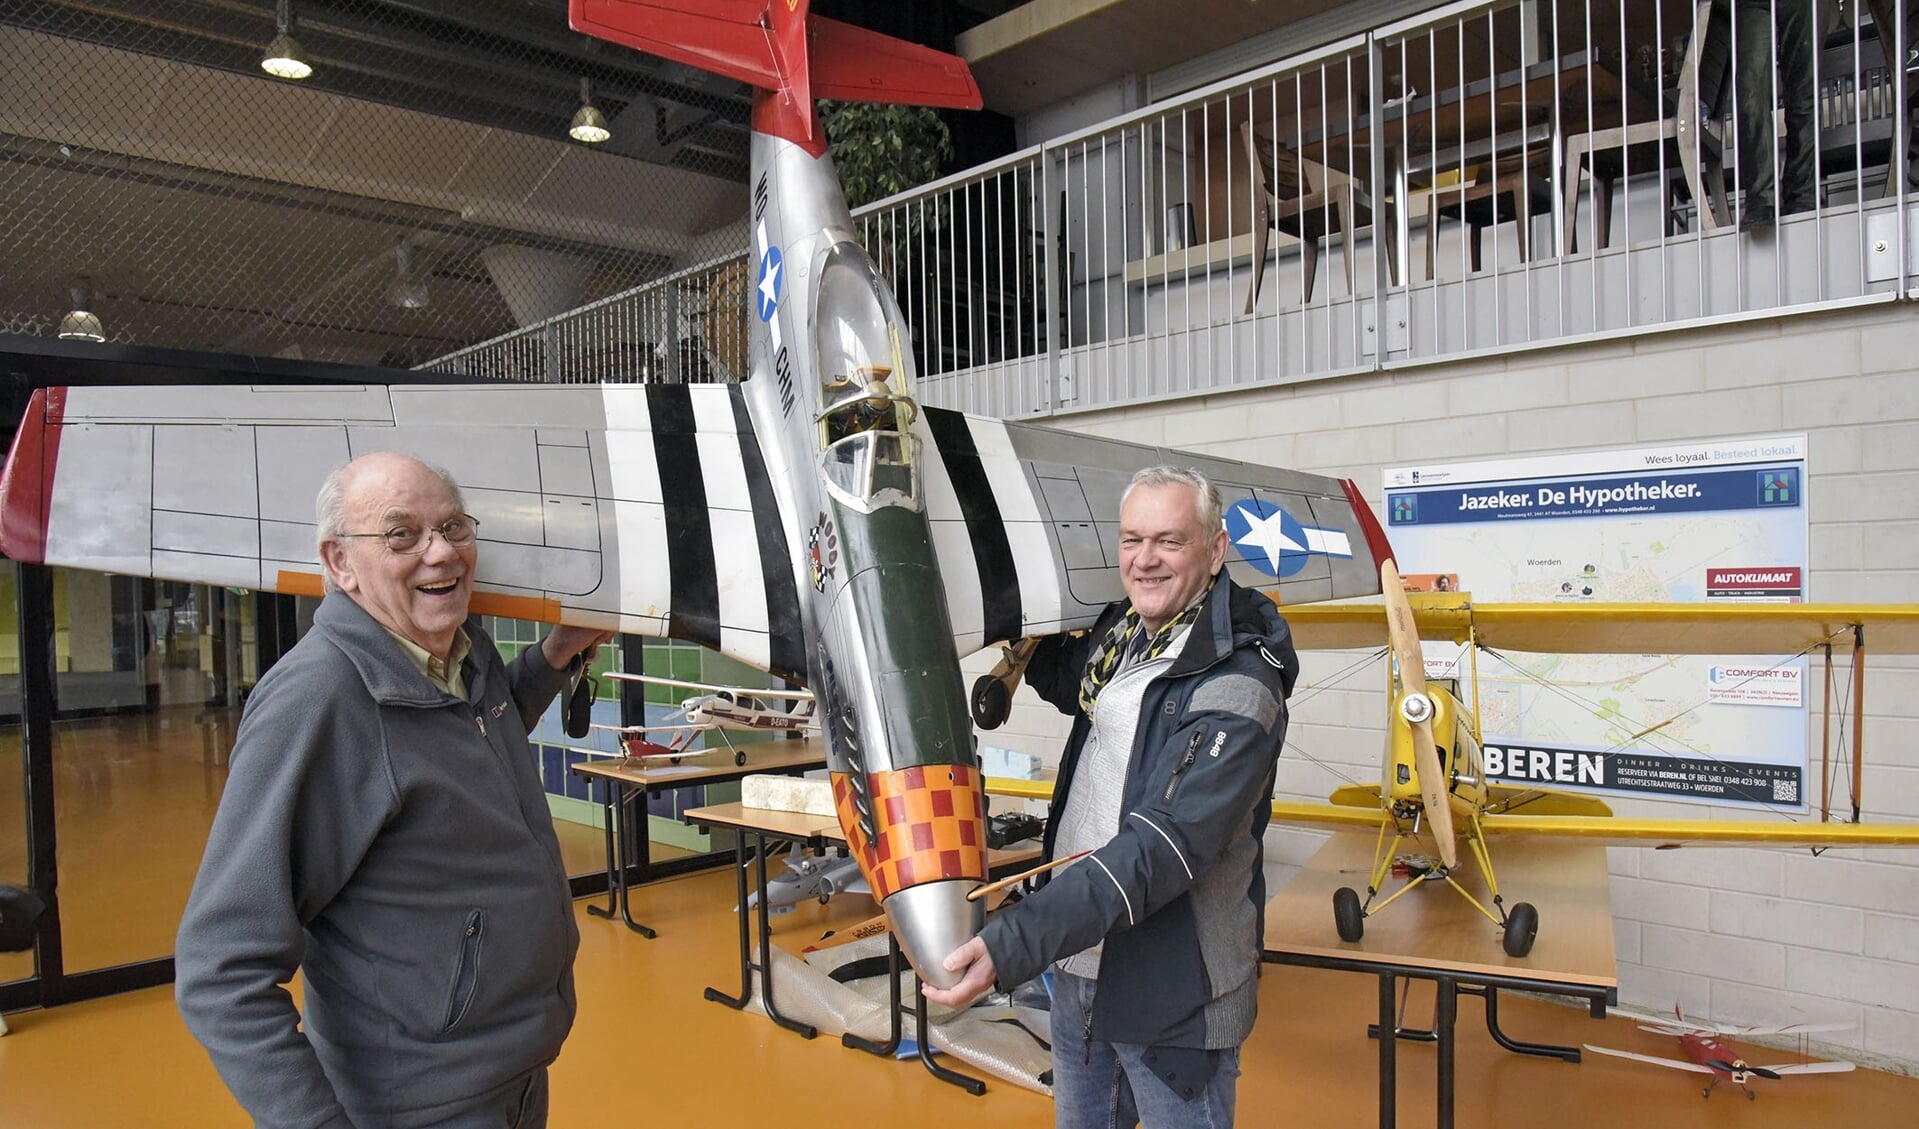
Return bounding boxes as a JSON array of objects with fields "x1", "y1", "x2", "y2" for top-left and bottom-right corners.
[{"x1": 0, "y1": 1, "x2": 752, "y2": 368}]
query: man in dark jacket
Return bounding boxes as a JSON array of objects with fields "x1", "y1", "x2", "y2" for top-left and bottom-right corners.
[
  {"x1": 176, "y1": 451, "x2": 610, "y2": 1129},
  {"x1": 928, "y1": 466, "x2": 1299, "y2": 1128}
]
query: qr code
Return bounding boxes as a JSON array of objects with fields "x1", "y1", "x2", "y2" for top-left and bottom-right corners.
[{"x1": 1772, "y1": 778, "x2": 1799, "y2": 803}]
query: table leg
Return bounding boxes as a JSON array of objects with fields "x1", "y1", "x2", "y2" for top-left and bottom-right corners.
[
  {"x1": 752, "y1": 830, "x2": 816, "y2": 1039},
  {"x1": 703, "y1": 830, "x2": 756, "y2": 1010},
  {"x1": 1377, "y1": 972, "x2": 1396, "y2": 1129},
  {"x1": 589, "y1": 780, "x2": 656, "y2": 937},
  {"x1": 1469, "y1": 985, "x2": 1582, "y2": 1061},
  {"x1": 586, "y1": 777, "x2": 621, "y2": 921},
  {"x1": 1436, "y1": 976, "x2": 1457, "y2": 1129}
]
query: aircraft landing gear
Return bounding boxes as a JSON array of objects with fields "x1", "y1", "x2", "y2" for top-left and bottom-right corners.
[
  {"x1": 1501, "y1": 901, "x2": 1539, "y2": 957},
  {"x1": 1334, "y1": 887, "x2": 1365, "y2": 942}
]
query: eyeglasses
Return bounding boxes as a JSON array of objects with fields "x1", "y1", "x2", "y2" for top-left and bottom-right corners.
[{"x1": 338, "y1": 514, "x2": 480, "y2": 555}]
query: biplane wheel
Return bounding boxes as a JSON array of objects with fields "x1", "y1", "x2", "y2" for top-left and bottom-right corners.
[
  {"x1": 1333, "y1": 887, "x2": 1365, "y2": 942},
  {"x1": 734, "y1": 751, "x2": 747, "y2": 766},
  {"x1": 1502, "y1": 901, "x2": 1539, "y2": 957},
  {"x1": 971, "y1": 675, "x2": 1012, "y2": 730}
]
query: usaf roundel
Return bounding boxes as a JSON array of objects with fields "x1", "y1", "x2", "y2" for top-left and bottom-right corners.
[
  {"x1": 756, "y1": 245, "x2": 784, "y2": 323},
  {"x1": 1225, "y1": 498, "x2": 1354, "y2": 578}
]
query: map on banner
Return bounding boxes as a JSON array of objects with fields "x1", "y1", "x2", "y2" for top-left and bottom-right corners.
[{"x1": 1383, "y1": 434, "x2": 1811, "y2": 810}]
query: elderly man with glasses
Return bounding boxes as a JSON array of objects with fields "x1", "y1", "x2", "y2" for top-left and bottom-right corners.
[{"x1": 176, "y1": 451, "x2": 610, "y2": 1129}]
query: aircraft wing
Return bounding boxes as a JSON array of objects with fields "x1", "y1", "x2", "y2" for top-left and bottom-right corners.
[
  {"x1": 1763, "y1": 1061, "x2": 1855, "y2": 1075},
  {"x1": 1282, "y1": 595, "x2": 1919, "y2": 655},
  {"x1": 915, "y1": 405, "x2": 1389, "y2": 654},
  {"x1": 0, "y1": 382, "x2": 813, "y2": 681},
  {"x1": 1581, "y1": 1045, "x2": 1715, "y2": 1074},
  {"x1": 0, "y1": 383, "x2": 1387, "y2": 680}
]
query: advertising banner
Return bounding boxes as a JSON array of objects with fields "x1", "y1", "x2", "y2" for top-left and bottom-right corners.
[{"x1": 1383, "y1": 434, "x2": 1811, "y2": 809}]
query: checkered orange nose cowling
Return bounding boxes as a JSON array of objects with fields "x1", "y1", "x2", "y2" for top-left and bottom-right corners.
[{"x1": 832, "y1": 764, "x2": 988, "y2": 901}]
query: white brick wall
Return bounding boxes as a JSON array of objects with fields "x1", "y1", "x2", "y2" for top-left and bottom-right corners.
[{"x1": 1009, "y1": 301, "x2": 1919, "y2": 1071}]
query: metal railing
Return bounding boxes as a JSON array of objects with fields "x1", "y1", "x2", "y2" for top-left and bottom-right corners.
[{"x1": 430, "y1": 0, "x2": 1914, "y2": 417}]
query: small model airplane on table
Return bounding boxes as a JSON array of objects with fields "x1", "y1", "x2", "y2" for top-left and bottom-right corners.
[
  {"x1": 1256, "y1": 568, "x2": 1919, "y2": 958},
  {"x1": 595, "y1": 671, "x2": 816, "y2": 766},
  {"x1": 1583, "y1": 1007, "x2": 1856, "y2": 1099}
]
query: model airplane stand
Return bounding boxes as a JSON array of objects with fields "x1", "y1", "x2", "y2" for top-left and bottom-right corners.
[
  {"x1": 841, "y1": 933, "x2": 988, "y2": 1096},
  {"x1": 1264, "y1": 831, "x2": 1619, "y2": 1129}
]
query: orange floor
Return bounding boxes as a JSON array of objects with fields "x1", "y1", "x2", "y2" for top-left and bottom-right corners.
[{"x1": 5, "y1": 709, "x2": 1919, "y2": 1126}]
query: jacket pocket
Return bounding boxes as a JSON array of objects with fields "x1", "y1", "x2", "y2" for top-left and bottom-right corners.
[{"x1": 442, "y1": 908, "x2": 487, "y2": 1034}]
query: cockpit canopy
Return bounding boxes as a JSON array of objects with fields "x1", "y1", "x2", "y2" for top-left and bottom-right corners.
[{"x1": 813, "y1": 242, "x2": 919, "y2": 512}]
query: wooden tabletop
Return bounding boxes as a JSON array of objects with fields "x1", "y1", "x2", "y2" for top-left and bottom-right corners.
[
  {"x1": 1264, "y1": 829, "x2": 1617, "y2": 989},
  {"x1": 568, "y1": 737, "x2": 827, "y2": 788},
  {"x1": 682, "y1": 801, "x2": 843, "y2": 842}
]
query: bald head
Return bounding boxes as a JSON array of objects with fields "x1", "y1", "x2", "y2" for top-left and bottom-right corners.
[{"x1": 315, "y1": 452, "x2": 476, "y2": 658}]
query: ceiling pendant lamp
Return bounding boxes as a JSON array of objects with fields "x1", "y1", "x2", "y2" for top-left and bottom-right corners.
[
  {"x1": 261, "y1": 0, "x2": 313, "y2": 80},
  {"x1": 569, "y1": 77, "x2": 611, "y2": 144},
  {"x1": 387, "y1": 243, "x2": 429, "y2": 310},
  {"x1": 57, "y1": 278, "x2": 106, "y2": 342}
]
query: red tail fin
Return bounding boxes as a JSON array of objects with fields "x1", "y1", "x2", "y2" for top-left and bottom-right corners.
[{"x1": 570, "y1": 0, "x2": 981, "y2": 112}]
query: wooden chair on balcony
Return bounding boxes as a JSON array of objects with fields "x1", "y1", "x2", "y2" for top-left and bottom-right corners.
[
  {"x1": 1242, "y1": 121, "x2": 1362, "y2": 312},
  {"x1": 1558, "y1": 0, "x2": 1730, "y2": 252},
  {"x1": 1423, "y1": 149, "x2": 1556, "y2": 278}
]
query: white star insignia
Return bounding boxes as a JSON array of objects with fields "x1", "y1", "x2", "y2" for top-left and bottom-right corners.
[
  {"x1": 757, "y1": 256, "x2": 781, "y2": 311},
  {"x1": 1234, "y1": 507, "x2": 1303, "y2": 572}
]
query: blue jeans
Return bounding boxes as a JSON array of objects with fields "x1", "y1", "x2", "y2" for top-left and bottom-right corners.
[{"x1": 1048, "y1": 970, "x2": 1241, "y2": 1129}]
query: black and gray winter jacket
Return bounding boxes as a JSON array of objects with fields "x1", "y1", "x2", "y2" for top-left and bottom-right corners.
[{"x1": 978, "y1": 573, "x2": 1298, "y2": 1090}]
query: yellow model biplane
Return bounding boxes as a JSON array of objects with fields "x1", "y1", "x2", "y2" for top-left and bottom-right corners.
[
  {"x1": 981, "y1": 563, "x2": 1919, "y2": 957},
  {"x1": 1263, "y1": 562, "x2": 1919, "y2": 957}
]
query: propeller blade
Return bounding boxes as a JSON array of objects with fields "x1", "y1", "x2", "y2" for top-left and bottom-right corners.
[
  {"x1": 1381, "y1": 560, "x2": 1455, "y2": 868},
  {"x1": 1748, "y1": 1066, "x2": 1783, "y2": 1081}
]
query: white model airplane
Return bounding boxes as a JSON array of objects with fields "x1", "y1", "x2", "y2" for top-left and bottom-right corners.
[
  {"x1": 595, "y1": 671, "x2": 815, "y2": 765},
  {"x1": 0, "y1": 0, "x2": 1393, "y2": 988},
  {"x1": 1584, "y1": 1007, "x2": 1856, "y2": 1100}
]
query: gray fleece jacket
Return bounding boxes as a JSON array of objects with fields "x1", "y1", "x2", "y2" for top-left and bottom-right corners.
[{"x1": 176, "y1": 593, "x2": 579, "y2": 1129}]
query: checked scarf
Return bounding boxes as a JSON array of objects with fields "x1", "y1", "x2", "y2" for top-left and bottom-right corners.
[{"x1": 1077, "y1": 600, "x2": 1202, "y2": 718}]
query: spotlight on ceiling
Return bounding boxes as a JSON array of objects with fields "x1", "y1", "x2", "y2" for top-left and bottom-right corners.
[
  {"x1": 387, "y1": 243, "x2": 430, "y2": 310},
  {"x1": 569, "y1": 77, "x2": 611, "y2": 144},
  {"x1": 261, "y1": 0, "x2": 313, "y2": 80},
  {"x1": 57, "y1": 278, "x2": 106, "y2": 342}
]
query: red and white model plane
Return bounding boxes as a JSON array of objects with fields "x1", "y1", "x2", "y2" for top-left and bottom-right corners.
[
  {"x1": 1584, "y1": 1007, "x2": 1856, "y2": 1100},
  {"x1": 595, "y1": 671, "x2": 815, "y2": 765}
]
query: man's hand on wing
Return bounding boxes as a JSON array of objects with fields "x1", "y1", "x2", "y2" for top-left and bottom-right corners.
[{"x1": 541, "y1": 627, "x2": 616, "y2": 671}]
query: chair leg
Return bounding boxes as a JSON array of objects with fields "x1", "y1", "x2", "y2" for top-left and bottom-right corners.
[
  {"x1": 1562, "y1": 142, "x2": 1587, "y2": 255},
  {"x1": 1301, "y1": 228, "x2": 1320, "y2": 304},
  {"x1": 1514, "y1": 186, "x2": 1530, "y2": 263},
  {"x1": 1426, "y1": 194, "x2": 1440, "y2": 281},
  {"x1": 1593, "y1": 175, "x2": 1614, "y2": 251},
  {"x1": 1335, "y1": 195, "x2": 1354, "y2": 298},
  {"x1": 1245, "y1": 211, "x2": 1270, "y2": 315}
]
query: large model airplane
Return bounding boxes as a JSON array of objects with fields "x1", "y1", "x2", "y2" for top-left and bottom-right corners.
[
  {"x1": 1584, "y1": 1007, "x2": 1856, "y2": 1100},
  {"x1": 1261, "y1": 569, "x2": 1919, "y2": 957},
  {"x1": 0, "y1": 0, "x2": 1392, "y2": 990}
]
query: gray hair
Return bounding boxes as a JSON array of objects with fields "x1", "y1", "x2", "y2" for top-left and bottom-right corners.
[
  {"x1": 315, "y1": 454, "x2": 466, "y2": 593},
  {"x1": 1122, "y1": 465, "x2": 1223, "y2": 534}
]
